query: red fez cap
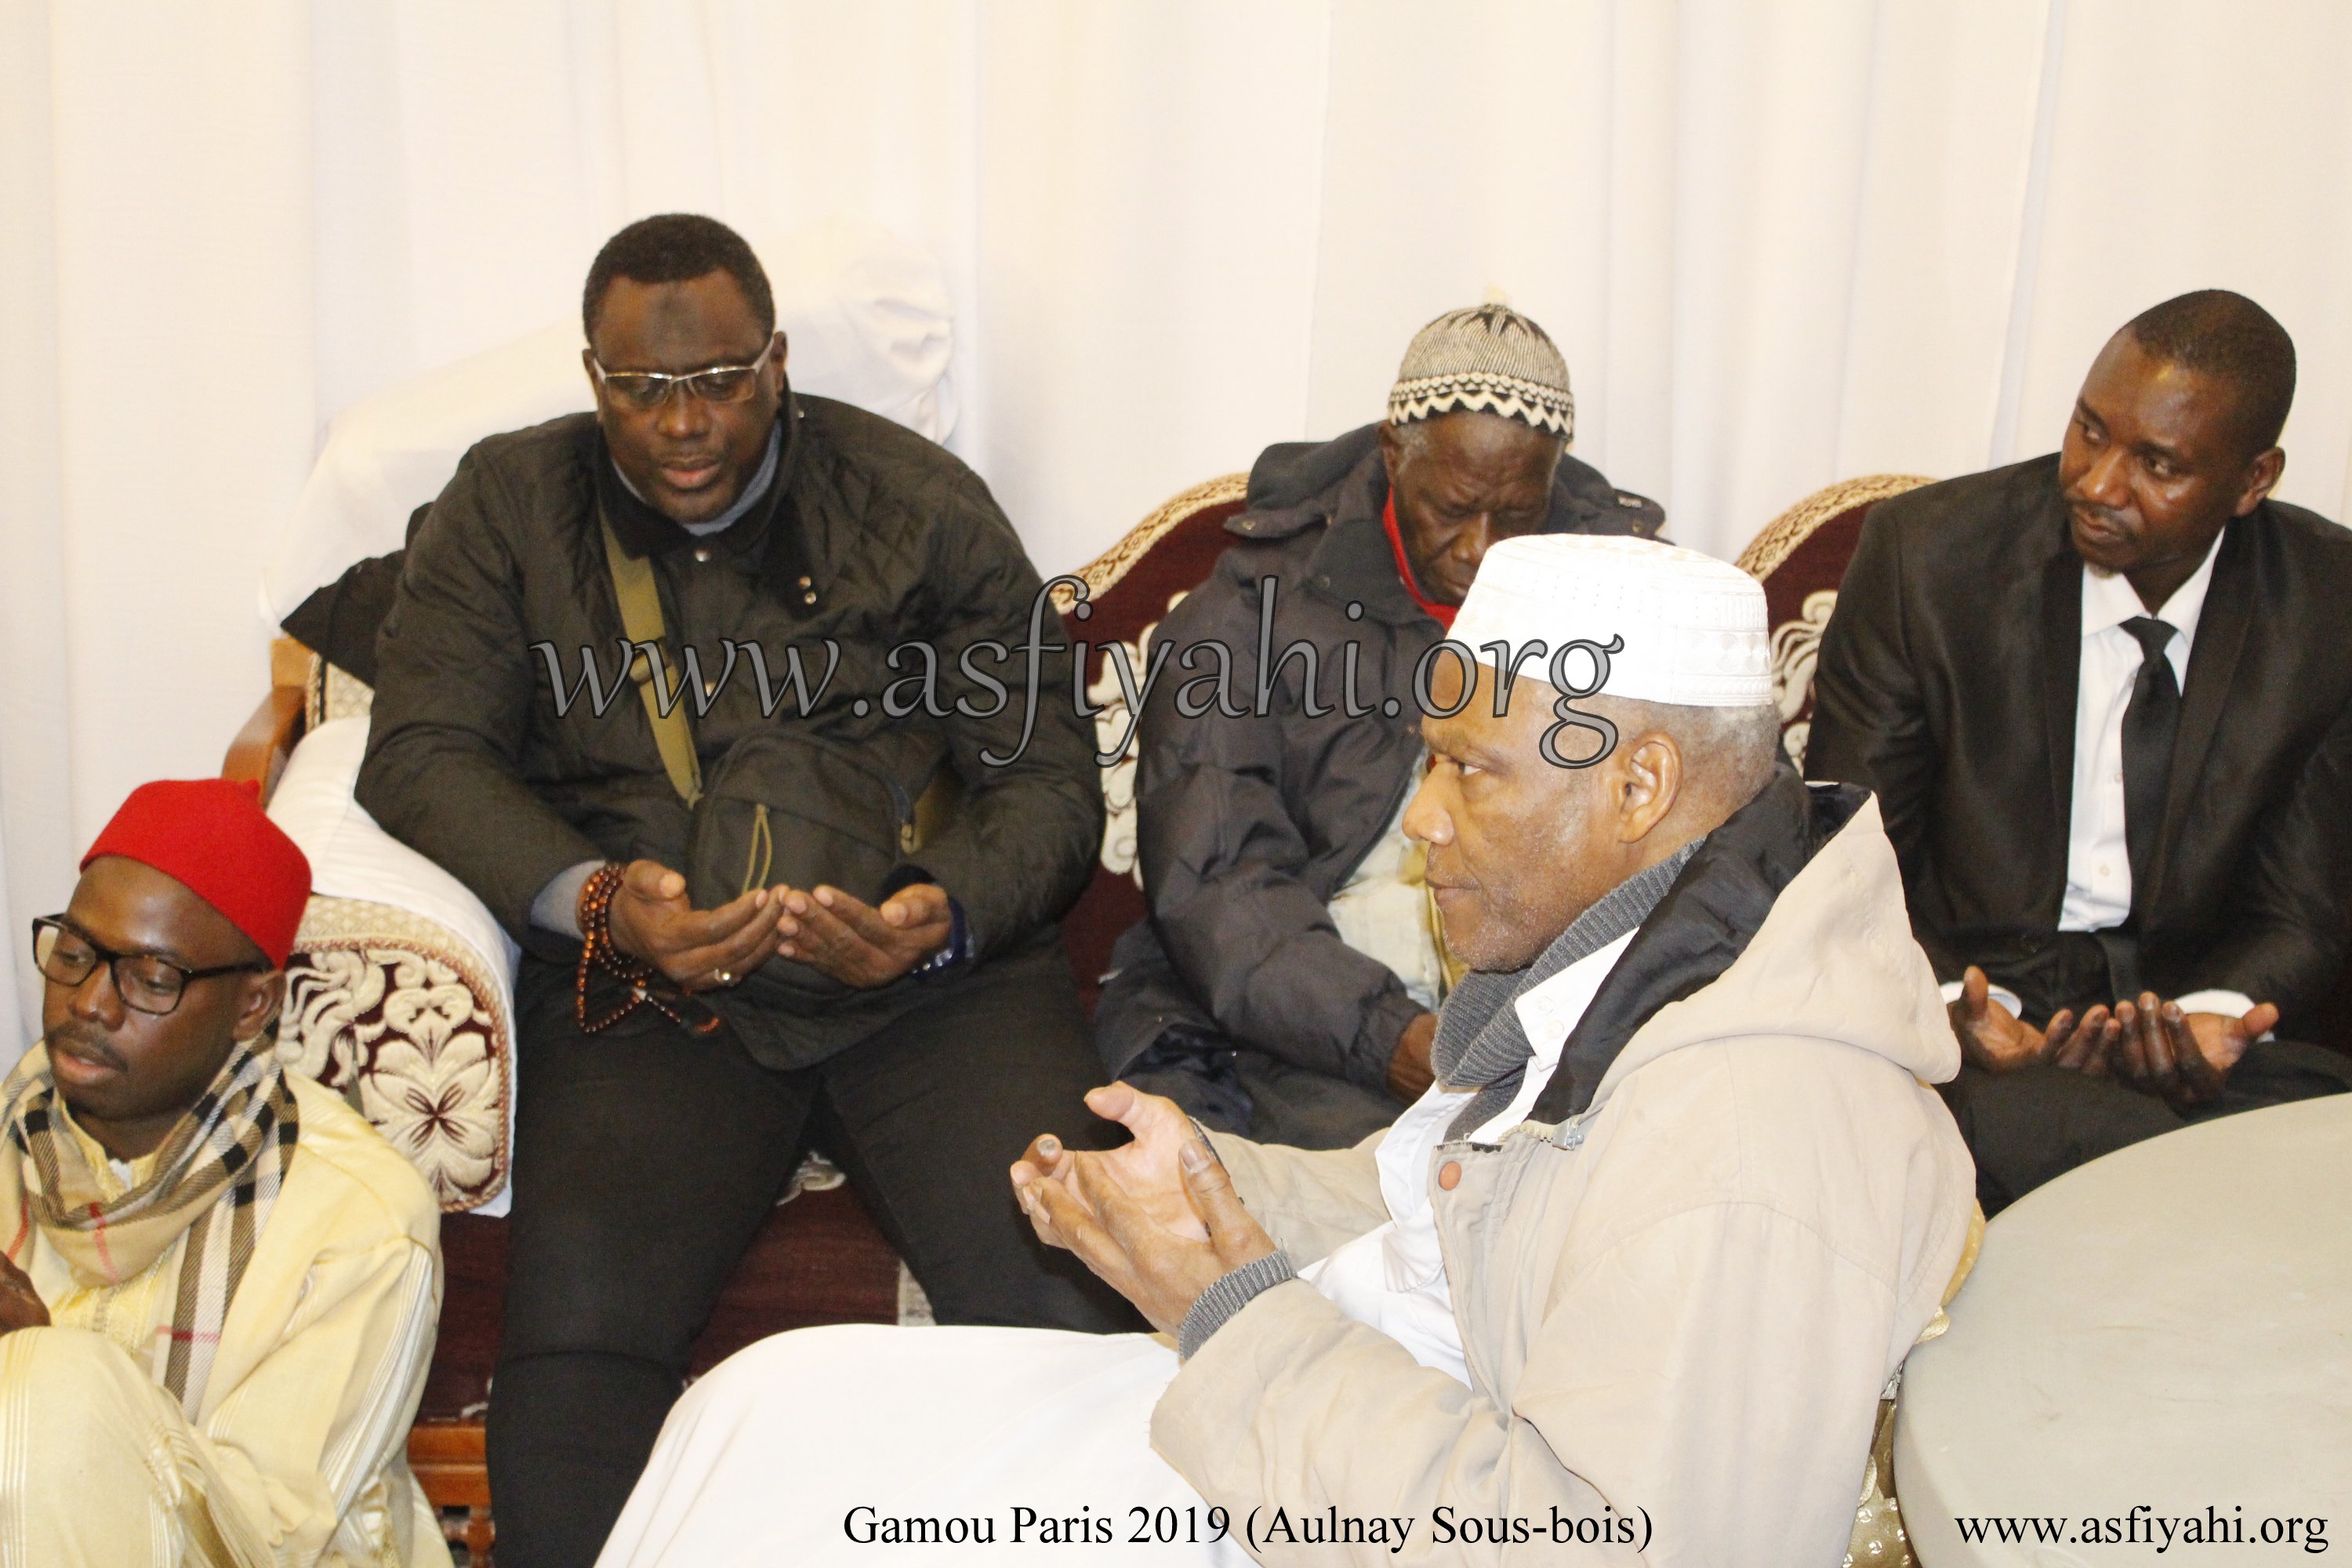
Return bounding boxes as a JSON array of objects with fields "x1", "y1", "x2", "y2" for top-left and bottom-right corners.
[{"x1": 81, "y1": 779, "x2": 313, "y2": 968}]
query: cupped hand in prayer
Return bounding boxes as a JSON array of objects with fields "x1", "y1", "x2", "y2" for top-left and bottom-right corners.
[
  {"x1": 2109, "y1": 993, "x2": 2274, "y2": 1110},
  {"x1": 1010, "y1": 1083, "x2": 1276, "y2": 1336},
  {"x1": 772, "y1": 883, "x2": 952, "y2": 988},
  {"x1": 603, "y1": 859, "x2": 782, "y2": 992},
  {"x1": 1947, "y1": 966, "x2": 2122, "y2": 1075},
  {"x1": 1014, "y1": 1084, "x2": 1210, "y2": 1241},
  {"x1": 0, "y1": 1251, "x2": 50, "y2": 1335}
]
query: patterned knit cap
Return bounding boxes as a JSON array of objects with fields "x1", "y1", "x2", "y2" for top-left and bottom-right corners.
[{"x1": 1387, "y1": 302, "x2": 1573, "y2": 440}]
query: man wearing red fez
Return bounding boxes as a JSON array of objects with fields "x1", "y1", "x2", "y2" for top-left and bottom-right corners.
[{"x1": 0, "y1": 779, "x2": 451, "y2": 1568}]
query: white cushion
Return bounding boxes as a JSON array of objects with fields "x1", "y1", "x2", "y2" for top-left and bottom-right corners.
[
  {"x1": 267, "y1": 716, "x2": 520, "y2": 989},
  {"x1": 267, "y1": 714, "x2": 522, "y2": 1214}
]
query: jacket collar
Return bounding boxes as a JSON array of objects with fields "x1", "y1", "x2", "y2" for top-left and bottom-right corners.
[
  {"x1": 1432, "y1": 839, "x2": 1703, "y2": 1096},
  {"x1": 590, "y1": 399, "x2": 799, "y2": 560},
  {"x1": 2149, "y1": 513, "x2": 2256, "y2": 916},
  {"x1": 585, "y1": 394, "x2": 824, "y2": 618},
  {"x1": 1309, "y1": 458, "x2": 1430, "y2": 626},
  {"x1": 1218, "y1": 429, "x2": 1428, "y2": 626},
  {"x1": 1530, "y1": 766, "x2": 1867, "y2": 1120},
  {"x1": 2035, "y1": 492, "x2": 2084, "y2": 850}
]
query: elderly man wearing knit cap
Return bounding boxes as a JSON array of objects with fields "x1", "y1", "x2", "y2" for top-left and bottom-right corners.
[
  {"x1": 1098, "y1": 303, "x2": 1667, "y2": 1151},
  {"x1": 594, "y1": 536, "x2": 1976, "y2": 1568},
  {"x1": 0, "y1": 779, "x2": 448, "y2": 1567}
]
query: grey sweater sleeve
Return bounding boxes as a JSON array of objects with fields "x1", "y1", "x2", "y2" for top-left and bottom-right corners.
[
  {"x1": 1177, "y1": 1249, "x2": 1297, "y2": 1359},
  {"x1": 529, "y1": 858, "x2": 604, "y2": 938}
]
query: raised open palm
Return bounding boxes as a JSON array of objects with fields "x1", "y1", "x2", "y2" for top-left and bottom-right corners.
[{"x1": 1011, "y1": 1082, "x2": 1211, "y2": 1242}]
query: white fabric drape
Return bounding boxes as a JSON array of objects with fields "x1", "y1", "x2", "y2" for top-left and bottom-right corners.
[{"x1": 5, "y1": 0, "x2": 2351, "y2": 1050}]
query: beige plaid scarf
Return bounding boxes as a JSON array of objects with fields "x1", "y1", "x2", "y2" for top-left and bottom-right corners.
[{"x1": 0, "y1": 1039, "x2": 299, "y2": 1417}]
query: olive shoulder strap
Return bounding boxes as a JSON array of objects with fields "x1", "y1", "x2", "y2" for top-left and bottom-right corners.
[{"x1": 598, "y1": 513, "x2": 704, "y2": 807}]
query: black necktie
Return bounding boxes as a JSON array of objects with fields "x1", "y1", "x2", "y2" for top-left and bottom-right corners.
[{"x1": 2120, "y1": 615, "x2": 2180, "y2": 906}]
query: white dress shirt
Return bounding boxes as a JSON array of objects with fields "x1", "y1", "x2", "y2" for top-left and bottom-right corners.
[
  {"x1": 2060, "y1": 539, "x2": 2216, "y2": 930},
  {"x1": 1301, "y1": 930, "x2": 1635, "y2": 1385},
  {"x1": 1945, "y1": 535, "x2": 2250, "y2": 1019}
]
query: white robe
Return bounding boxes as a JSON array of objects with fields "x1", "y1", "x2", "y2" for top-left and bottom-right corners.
[{"x1": 597, "y1": 1325, "x2": 1247, "y2": 1566}]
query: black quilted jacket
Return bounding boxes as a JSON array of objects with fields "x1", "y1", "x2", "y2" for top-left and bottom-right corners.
[{"x1": 358, "y1": 396, "x2": 1100, "y2": 1068}]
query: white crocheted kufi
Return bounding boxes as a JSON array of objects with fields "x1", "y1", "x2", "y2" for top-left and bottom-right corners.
[
  {"x1": 1387, "y1": 303, "x2": 1574, "y2": 440},
  {"x1": 1451, "y1": 535, "x2": 1770, "y2": 708}
]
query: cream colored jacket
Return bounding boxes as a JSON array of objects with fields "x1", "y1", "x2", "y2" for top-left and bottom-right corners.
[
  {"x1": 1155, "y1": 798, "x2": 1976, "y2": 1567},
  {"x1": 16, "y1": 1071, "x2": 448, "y2": 1567}
]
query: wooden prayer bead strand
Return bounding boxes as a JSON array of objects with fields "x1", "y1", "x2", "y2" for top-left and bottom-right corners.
[
  {"x1": 574, "y1": 862, "x2": 723, "y2": 1036},
  {"x1": 576, "y1": 862, "x2": 655, "y2": 1033}
]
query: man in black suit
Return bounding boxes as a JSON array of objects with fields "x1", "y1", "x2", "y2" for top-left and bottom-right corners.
[{"x1": 1808, "y1": 290, "x2": 2352, "y2": 1210}]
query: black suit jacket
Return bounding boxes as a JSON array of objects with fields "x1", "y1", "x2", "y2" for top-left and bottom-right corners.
[{"x1": 1806, "y1": 454, "x2": 2352, "y2": 1032}]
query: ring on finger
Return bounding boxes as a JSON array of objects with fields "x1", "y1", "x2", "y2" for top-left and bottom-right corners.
[{"x1": 714, "y1": 968, "x2": 735, "y2": 986}]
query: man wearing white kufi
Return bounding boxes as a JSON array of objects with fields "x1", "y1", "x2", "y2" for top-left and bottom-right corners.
[{"x1": 597, "y1": 537, "x2": 1978, "y2": 1568}]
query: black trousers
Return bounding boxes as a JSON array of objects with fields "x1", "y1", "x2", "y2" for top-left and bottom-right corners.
[
  {"x1": 1943, "y1": 1037, "x2": 2352, "y2": 1215},
  {"x1": 488, "y1": 941, "x2": 1138, "y2": 1568}
]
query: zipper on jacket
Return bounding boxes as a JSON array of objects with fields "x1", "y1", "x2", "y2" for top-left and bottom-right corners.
[{"x1": 890, "y1": 781, "x2": 915, "y2": 855}]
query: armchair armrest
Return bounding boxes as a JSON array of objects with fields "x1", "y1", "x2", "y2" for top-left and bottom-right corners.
[{"x1": 223, "y1": 637, "x2": 314, "y2": 804}]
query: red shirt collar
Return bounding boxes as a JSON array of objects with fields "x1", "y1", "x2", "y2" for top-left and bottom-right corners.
[{"x1": 1382, "y1": 491, "x2": 1457, "y2": 630}]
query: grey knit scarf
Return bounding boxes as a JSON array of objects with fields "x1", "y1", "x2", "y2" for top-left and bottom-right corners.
[{"x1": 1431, "y1": 838, "x2": 1703, "y2": 1140}]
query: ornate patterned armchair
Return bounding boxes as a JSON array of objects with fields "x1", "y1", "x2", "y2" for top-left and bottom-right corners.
[
  {"x1": 1732, "y1": 474, "x2": 1935, "y2": 768},
  {"x1": 1052, "y1": 474, "x2": 1249, "y2": 1011}
]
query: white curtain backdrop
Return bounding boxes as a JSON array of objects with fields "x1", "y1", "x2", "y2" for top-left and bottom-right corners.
[{"x1": 5, "y1": 0, "x2": 2350, "y2": 1047}]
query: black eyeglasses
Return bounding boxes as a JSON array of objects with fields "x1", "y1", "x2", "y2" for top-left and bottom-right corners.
[
  {"x1": 589, "y1": 338, "x2": 781, "y2": 412},
  {"x1": 31, "y1": 916, "x2": 270, "y2": 1018}
]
